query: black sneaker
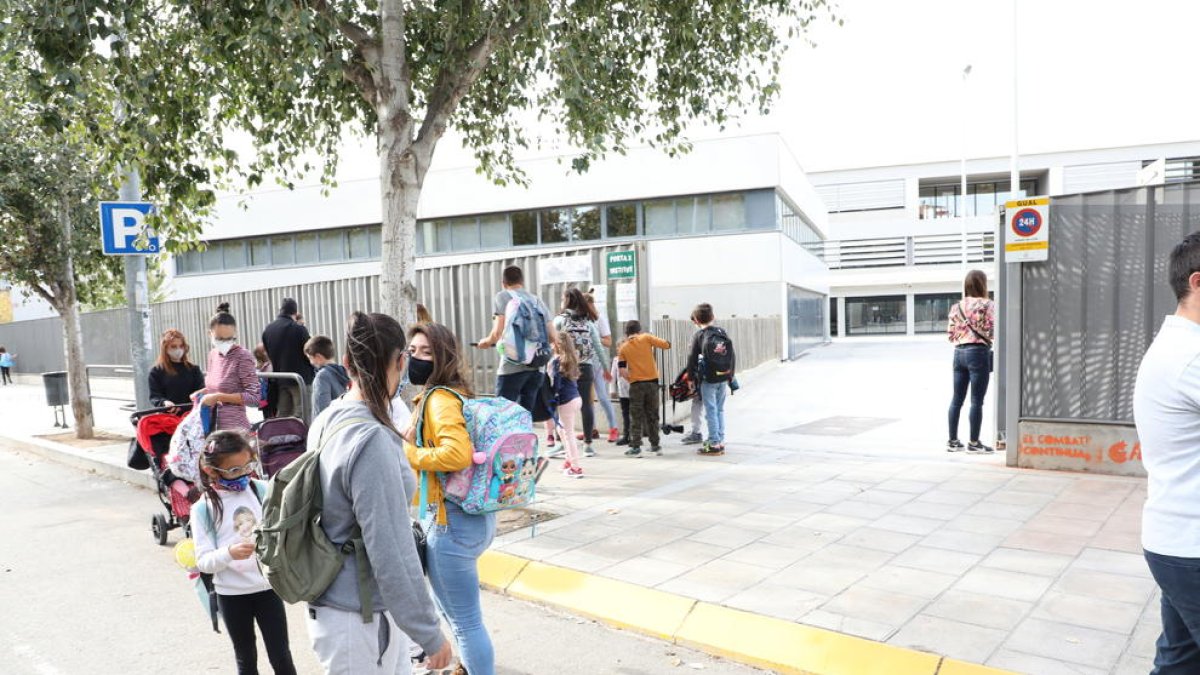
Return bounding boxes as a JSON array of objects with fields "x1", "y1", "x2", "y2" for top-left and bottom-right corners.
[
  {"x1": 651, "y1": 447, "x2": 663, "y2": 456},
  {"x1": 616, "y1": 437, "x2": 630, "y2": 446},
  {"x1": 947, "y1": 440, "x2": 965, "y2": 453},
  {"x1": 624, "y1": 447, "x2": 643, "y2": 457},
  {"x1": 967, "y1": 441, "x2": 994, "y2": 454}
]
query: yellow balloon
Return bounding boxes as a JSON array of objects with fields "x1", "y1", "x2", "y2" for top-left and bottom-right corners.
[{"x1": 174, "y1": 538, "x2": 198, "y2": 571}]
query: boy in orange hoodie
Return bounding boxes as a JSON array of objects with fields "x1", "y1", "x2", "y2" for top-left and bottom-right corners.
[{"x1": 617, "y1": 320, "x2": 671, "y2": 457}]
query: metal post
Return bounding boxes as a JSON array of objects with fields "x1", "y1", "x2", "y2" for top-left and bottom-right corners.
[
  {"x1": 961, "y1": 65, "x2": 972, "y2": 270},
  {"x1": 119, "y1": 168, "x2": 153, "y2": 410},
  {"x1": 1011, "y1": 0, "x2": 1020, "y2": 197}
]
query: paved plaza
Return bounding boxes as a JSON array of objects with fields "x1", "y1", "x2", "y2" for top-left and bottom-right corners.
[{"x1": 0, "y1": 338, "x2": 1156, "y2": 674}]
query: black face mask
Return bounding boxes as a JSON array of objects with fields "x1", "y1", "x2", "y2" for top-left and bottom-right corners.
[{"x1": 408, "y1": 357, "x2": 435, "y2": 386}]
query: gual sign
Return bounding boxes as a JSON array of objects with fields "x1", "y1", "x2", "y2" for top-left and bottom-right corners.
[{"x1": 1004, "y1": 196, "x2": 1050, "y2": 263}]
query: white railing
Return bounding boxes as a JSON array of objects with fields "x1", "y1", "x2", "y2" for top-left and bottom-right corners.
[{"x1": 820, "y1": 232, "x2": 996, "y2": 270}]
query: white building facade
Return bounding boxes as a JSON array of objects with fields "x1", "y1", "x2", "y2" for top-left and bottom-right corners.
[{"x1": 810, "y1": 140, "x2": 1200, "y2": 338}]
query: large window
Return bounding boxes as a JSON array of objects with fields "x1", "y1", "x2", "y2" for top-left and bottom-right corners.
[
  {"x1": 845, "y1": 296, "x2": 907, "y2": 336},
  {"x1": 919, "y1": 179, "x2": 1039, "y2": 219},
  {"x1": 914, "y1": 293, "x2": 960, "y2": 334},
  {"x1": 512, "y1": 212, "x2": 538, "y2": 246},
  {"x1": 540, "y1": 209, "x2": 570, "y2": 244},
  {"x1": 606, "y1": 204, "x2": 637, "y2": 238}
]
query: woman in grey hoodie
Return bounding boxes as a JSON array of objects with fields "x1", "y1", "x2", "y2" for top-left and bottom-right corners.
[{"x1": 306, "y1": 311, "x2": 452, "y2": 674}]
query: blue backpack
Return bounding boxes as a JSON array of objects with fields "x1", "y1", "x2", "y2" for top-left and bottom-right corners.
[
  {"x1": 416, "y1": 387, "x2": 539, "y2": 515},
  {"x1": 501, "y1": 291, "x2": 551, "y2": 368}
]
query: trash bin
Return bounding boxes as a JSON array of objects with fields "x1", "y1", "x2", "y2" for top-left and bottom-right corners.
[{"x1": 42, "y1": 371, "x2": 69, "y2": 407}]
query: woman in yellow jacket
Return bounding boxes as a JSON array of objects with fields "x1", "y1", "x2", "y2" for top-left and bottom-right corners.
[{"x1": 401, "y1": 322, "x2": 496, "y2": 675}]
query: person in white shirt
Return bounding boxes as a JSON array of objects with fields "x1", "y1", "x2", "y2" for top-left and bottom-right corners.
[
  {"x1": 1134, "y1": 231, "x2": 1200, "y2": 674},
  {"x1": 192, "y1": 430, "x2": 297, "y2": 675}
]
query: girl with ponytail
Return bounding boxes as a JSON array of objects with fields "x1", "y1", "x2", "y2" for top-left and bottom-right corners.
[{"x1": 305, "y1": 311, "x2": 452, "y2": 673}]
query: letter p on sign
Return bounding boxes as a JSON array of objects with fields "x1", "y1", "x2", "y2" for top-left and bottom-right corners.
[{"x1": 100, "y1": 202, "x2": 159, "y2": 255}]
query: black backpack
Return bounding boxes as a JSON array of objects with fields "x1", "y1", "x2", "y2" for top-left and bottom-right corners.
[{"x1": 700, "y1": 327, "x2": 735, "y2": 383}]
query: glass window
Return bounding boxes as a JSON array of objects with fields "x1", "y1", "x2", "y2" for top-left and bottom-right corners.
[
  {"x1": 845, "y1": 296, "x2": 907, "y2": 336},
  {"x1": 319, "y1": 230, "x2": 345, "y2": 262},
  {"x1": 677, "y1": 196, "x2": 708, "y2": 233},
  {"x1": 218, "y1": 241, "x2": 243, "y2": 270},
  {"x1": 606, "y1": 204, "x2": 637, "y2": 238},
  {"x1": 295, "y1": 233, "x2": 318, "y2": 264},
  {"x1": 248, "y1": 238, "x2": 270, "y2": 267},
  {"x1": 177, "y1": 250, "x2": 201, "y2": 275},
  {"x1": 919, "y1": 187, "x2": 938, "y2": 220},
  {"x1": 368, "y1": 226, "x2": 382, "y2": 257},
  {"x1": 914, "y1": 293, "x2": 960, "y2": 334},
  {"x1": 479, "y1": 215, "x2": 509, "y2": 249},
  {"x1": 711, "y1": 194, "x2": 744, "y2": 231},
  {"x1": 540, "y1": 209, "x2": 569, "y2": 244},
  {"x1": 421, "y1": 221, "x2": 452, "y2": 253},
  {"x1": 271, "y1": 236, "x2": 294, "y2": 265},
  {"x1": 450, "y1": 218, "x2": 478, "y2": 251},
  {"x1": 744, "y1": 191, "x2": 775, "y2": 230},
  {"x1": 973, "y1": 183, "x2": 997, "y2": 216},
  {"x1": 200, "y1": 244, "x2": 223, "y2": 272},
  {"x1": 644, "y1": 199, "x2": 675, "y2": 236},
  {"x1": 572, "y1": 206, "x2": 601, "y2": 241},
  {"x1": 936, "y1": 185, "x2": 959, "y2": 218},
  {"x1": 512, "y1": 212, "x2": 537, "y2": 246},
  {"x1": 348, "y1": 228, "x2": 370, "y2": 259}
]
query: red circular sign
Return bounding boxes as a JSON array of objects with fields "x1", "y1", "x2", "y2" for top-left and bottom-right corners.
[{"x1": 1011, "y1": 208, "x2": 1043, "y2": 237}]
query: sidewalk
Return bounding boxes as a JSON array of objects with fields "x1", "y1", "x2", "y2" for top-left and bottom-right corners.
[{"x1": 0, "y1": 340, "x2": 1157, "y2": 674}]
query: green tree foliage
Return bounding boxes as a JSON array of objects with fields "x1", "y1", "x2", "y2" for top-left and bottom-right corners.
[{"x1": 4, "y1": 0, "x2": 837, "y2": 321}]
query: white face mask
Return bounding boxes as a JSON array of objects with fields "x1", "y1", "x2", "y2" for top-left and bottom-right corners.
[
  {"x1": 167, "y1": 348, "x2": 185, "y2": 362},
  {"x1": 212, "y1": 338, "x2": 236, "y2": 355}
]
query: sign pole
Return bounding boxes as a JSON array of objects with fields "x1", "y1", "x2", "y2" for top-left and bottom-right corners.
[{"x1": 118, "y1": 168, "x2": 153, "y2": 410}]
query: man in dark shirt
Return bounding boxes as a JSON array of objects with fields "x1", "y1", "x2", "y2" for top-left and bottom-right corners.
[{"x1": 261, "y1": 297, "x2": 314, "y2": 419}]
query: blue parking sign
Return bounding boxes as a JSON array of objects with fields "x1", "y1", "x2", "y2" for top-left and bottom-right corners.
[{"x1": 99, "y1": 202, "x2": 159, "y2": 255}]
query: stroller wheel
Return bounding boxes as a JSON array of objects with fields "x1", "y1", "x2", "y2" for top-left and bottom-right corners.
[{"x1": 152, "y1": 514, "x2": 169, "y2": 546}]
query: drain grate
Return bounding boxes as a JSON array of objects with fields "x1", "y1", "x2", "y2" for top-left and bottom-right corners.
[{"x1": 777, "y1": 416, "x2": 899, "y2": 437}]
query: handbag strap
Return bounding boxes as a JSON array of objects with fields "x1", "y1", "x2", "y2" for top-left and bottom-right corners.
[{"x1": 957, "y1": 302, "x2": 992, "y2": 347}]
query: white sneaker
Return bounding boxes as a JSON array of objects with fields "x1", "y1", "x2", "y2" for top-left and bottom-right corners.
[{"x1": 549, "y1": 448, "x2": 566, "y2": 459}]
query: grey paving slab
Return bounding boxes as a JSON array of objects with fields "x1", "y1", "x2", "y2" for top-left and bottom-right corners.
[
  {"x1": 962, "y1": 500, "x2": 1045, "y2": 521},
  {"x1": 913, "y1": 489, "x2": 985, "y2": 506},
  {"x1": 801, "y1": 610, "x2": 896, "y2": 642},
  {"x1": 954, "y1": 567, "x2": 1056, "y2": 602},
  {"x1": 1031, "y1": 591, "x2": 1144, "y2": 635},
  {"x1": 892, "y1": 499, "x2": 966, "y2": 521},
  {"x1": 1073, "y1": 548, "x2": 1153, "y2": 578},
  {"x1": 1114, "y1": 654, "x2": 1156, "y2": 675},
  {"x1": 947, "y1": 514, "x2": 1026, "y2": 537},
  {"x1": 1022, "y1": 514, "x2": 1104, "y2": 537},
  {"x1": 852, "y1": 489, "x2": 918, "y2": 506},
  {"x1": 721, "y1": 541, "x2": 814, "y2": 570},
  {"x1": 686, "y1": 523, "x2": 768, "y2": 549},
  {"x1": 723, "y1": 582, "x2": 829, "y2": 622},
  {"x1": 855, "y1": 565, "x2": 958, "y2": 599},
  {"x1": 922, "y1": 590, "x2": 1033, "y2": 632},
  {"x1": 1039, "y1": 500, "x2": 1118, "y2": 522},
  {"x1": 889, "y1": 614, "x2": 1008, "y2": 664},
  {"x1": 838, "y1": 527, "x2": 922, "y2": 554},
  {"x1": 979, "y1": 547, "x2": 1075, "y2": 577},
  {"x1": 987, "y1": 649, "x2": 1108, "y2": 675},
  {"x1": 643, "y1": 539, "x2": 734, "y2": 567},
  {"x1": 1001, "y1": 528, "x2": 1093, "y2": 556},
  {"x1": 875, "y1": 479, "x2": 940, "y2": 494},
  {"x1": 921, "y1": 529, "x2": 1006, "y2": 555},
  {"x1": 795, "y1": 512, "x2": 873, "y2": 535},
  {"x1": 501, "y1": 534, "x2": 582, "y2": 560},
  {"x1": 871, "y1": 514, "x2": 946, "y2": 536},
  {"x1": 599, "y1": 555, "x2": 693, "y2": 587},
  {"x1": 891, "y1": 546, "x2": 983, "y2": 576},
  {"x1": 1053, "y1": 568, "x2": 1158, "y2": 606},
  {"x1": 544, "y1": 548, "x2": 629, "y2": 573},
  {"x1": 821, "y1": 499, "x2": 896, "y2": 521},
  {"x1": 760, "y1": 524, "x2": 845, "y2": 551},
  {"x1": 818, "y1": 585, "x2": 929, "y2": 626},
  {"x1": 1003, "y1": 617, "x2": 1128, "y2": 670},
  {"x1": 983, "y1": 489, "x2": 1058, "y2": 507},
  {"x1": 657, "y1": 559, "x2": 775, "y2": 603}
]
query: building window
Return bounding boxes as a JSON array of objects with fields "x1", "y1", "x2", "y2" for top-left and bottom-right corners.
[
  {"x1": 677, "y1": 196, "x2": 708, "y2": 233},
  {"x1": 272, "y1": 236, "x2": 295, "y2": 265},
  {"x1": 200, "y1": 245, "x2": 223, "y2": 273},
  {"x1": 572, "y1": 206, "x2": 601, "y2": 241},
  {"x1": 319, "y1": 230, "x2": 345, "y2": 262},
  {"x1": 348, "y1": 227, "x2": 370, "y2": 259},
  {"x1": 295, "y1": 233, "x2": 319, "y2": 264},
  {"x1": 368, "y1": 226, "x2": 383, "y2": 257},
  {"x1": 178, "y1": 250, "x2": 202, "y2": 274},
  {"x1": 711, "y1": 193, "x2": 744, "y2": 231},
  {"x1": 914, "y1": 293, "x2": 960, "y2": 334},
  {"x1": 606, "y1": 204, "x2": 637, "y2": 238},
  {"x1": 450, "y1": 217, "x2": 479, "y2": 251},
  {"x1": 920, "y1": 179, "x2": 1038, "y2": 219},
  {"x1": 845, "y1": 296, "x2": 907, "y2": 336},
  {"x1": 248, "y1": 238, "x2": 271, "y2": 267},
  {"x1": 644, "y1": 199, "x2": 675, "y2": 236},
  {"x1": 512, "y1": 212, "x2": 538, "y2": 246},
  {"x1": 540, "y1": 209, "x2": 569, "y2": 244},
  {"x1": 829, "y1": 297, "x2": 839, "y2": 336},
  {"x1": 222, "y1": 241, "x2": 247, "y2": 270},
  {"x1": 479, "y1": 215, "x2": 509, "y2": 249}
]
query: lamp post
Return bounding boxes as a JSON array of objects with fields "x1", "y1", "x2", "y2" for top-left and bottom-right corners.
[{"x1": 961, "y1": 64, "x2": 972, "y2": 270}]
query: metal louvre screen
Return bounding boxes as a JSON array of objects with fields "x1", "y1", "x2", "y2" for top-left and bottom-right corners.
[
  {"x1": 1020, "y1": 183, "x2": 1200, "y2": 423},
  {"x1": 651, "y1": 317, "x2": 782, "y2": 384}
]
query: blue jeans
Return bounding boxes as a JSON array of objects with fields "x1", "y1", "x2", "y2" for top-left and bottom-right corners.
[
  {"x1": 496, "y1": 369, "x2": 542, "y2": 413},
  {"x1": 592, "y1": 360, "x2": 617, "y2": 429},
  {"x1": 949, "y1": 345, "x2": 990, "y2": 443},
  {"x1": 1146, "y1": 550, "x2": 1200, "y2": 674},
  {"x1": 700, "y1": 381, "x2": 728, "y2": 445},
  {"x1": 427, "y1": 501, "x2": 497, "y2": 675}
]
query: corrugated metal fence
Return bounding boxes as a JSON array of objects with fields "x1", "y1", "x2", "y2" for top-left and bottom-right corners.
[
  {"x1": 1019, "y1": 183, "x2": 1194, "y2": 423},
  {"x1": 651, "y1": 318, "x2": 782, "y2": 383}
]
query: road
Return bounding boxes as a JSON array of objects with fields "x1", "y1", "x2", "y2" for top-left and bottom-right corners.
[{"x1": 0, "y1": 447, "x2": 763, "y2": 675}]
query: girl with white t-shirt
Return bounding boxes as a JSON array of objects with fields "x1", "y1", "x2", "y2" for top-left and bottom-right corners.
[{"x1": 192, "y1": 430, "x2": 297, "y2": 675}]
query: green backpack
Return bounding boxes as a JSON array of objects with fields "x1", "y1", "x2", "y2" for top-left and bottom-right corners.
[{"x1": 254, "y1": 417, "x2": 376, "y2": 622}]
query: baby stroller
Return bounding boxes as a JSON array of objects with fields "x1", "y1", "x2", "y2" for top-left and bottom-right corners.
[
  {"x1": 256, "y1": 416, "x2": 307, "y2": 477},
  {"x1": 129, "y1": 404, "x2": 194, "y2": 546}
]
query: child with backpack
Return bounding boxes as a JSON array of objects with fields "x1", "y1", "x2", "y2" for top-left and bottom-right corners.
[
  {"x1": 688, "y1": 303, "x2": 736, "y2": 456},
  {"x1": 552, "y1": 288, "x2": 609, "y2": 458},
  {"x1": 617, "y1": 320, "x2": 671, "y2": 457},
  {"x1": 304, "y1": 335, "x2": 350, "y2": 420},
  {"x1": 547, "y1": 333, "x2": 585, "y2": 478},
  {"x1": 611, "y1": 353, "x2": 631, "y2": 446},
  {"x1": 191, "y1": 430, "x2": 297, "y2": 675}
]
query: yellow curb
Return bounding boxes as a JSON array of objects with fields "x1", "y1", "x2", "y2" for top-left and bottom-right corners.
[
  {"x1": 676, "y1": 602, "x2": 938, "y2": 675},
  {"x1": 506, "y1": 560, "x2": 696, "y2": 641},
  {"x1": 938, "y1": 659, "x2": 1019, "y2": 675},
  {"x1": 477, "y1": 550, "x2": 529, "y2": 591}
]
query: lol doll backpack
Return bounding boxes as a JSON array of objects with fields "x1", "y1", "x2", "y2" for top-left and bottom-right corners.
[{"x1": 415, "y1": 386, "x2": 539, "y2": 514}]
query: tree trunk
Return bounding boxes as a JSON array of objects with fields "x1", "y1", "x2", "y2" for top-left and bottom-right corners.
[
  {"x1": 377, "y1": 115, "x2": 423, "y2": 326},
  {"x1": 57, "y1": 196, "x2": 94, "y2": 439}
]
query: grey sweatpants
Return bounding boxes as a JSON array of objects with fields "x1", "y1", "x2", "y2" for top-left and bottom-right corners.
[{"x1": 307, "y1": 605, "x2": 413, "y2": 675}]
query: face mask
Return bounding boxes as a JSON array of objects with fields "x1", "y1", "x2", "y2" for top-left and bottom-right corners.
[
  {"x1": 407, "y1": 357, "x2": 434, "y2": 387},
  {"x1": 168, "y1": 348, "x2": 185, "y2": 362},
  {"x1": 217, "y1": 475, "x2": 251, "y2": 492},
  {"x1": 212, "y1": 338, "x2": 236, "y2": 355}
]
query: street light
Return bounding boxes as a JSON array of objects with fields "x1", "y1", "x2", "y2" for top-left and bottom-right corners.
[{"x1": 961, "y1": 64, "x2": 972, "y2": 270}]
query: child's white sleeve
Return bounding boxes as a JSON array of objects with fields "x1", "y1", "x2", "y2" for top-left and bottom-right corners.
[{"x1": 191, "y1": 500, "x2": 233, "y2": 574}]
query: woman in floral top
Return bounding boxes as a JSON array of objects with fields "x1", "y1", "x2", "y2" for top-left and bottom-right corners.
[{"x1": 947, "y1": 270, "x2": 995, "y2": 453}]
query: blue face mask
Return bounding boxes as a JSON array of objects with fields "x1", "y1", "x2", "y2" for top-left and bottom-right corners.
[{"x1": 217, "y1": 475, "x2": 251, "y2": 492}]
